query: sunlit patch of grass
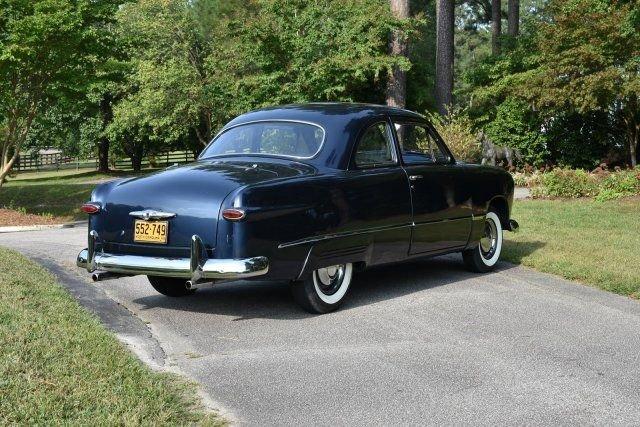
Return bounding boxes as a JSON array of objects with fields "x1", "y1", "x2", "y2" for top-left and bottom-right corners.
[{"x1": 503, "y1": 198, "x2": 640, "y2": 297}]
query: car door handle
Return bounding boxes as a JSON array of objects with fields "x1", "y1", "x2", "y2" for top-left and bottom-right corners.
[{"x1": 409, "y1": 175, "x2": 423, "y2": 181}]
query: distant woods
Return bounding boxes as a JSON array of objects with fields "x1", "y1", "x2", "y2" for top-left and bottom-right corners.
[{"x1": 0, "y1": 0, "x2": 637, "y2": 180}]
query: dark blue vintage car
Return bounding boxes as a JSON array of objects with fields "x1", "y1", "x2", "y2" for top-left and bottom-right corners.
[{"x1": 77, "y1": 103, "x2": 518, "y2": 313}]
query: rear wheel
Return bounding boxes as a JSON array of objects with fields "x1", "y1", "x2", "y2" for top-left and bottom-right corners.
[
  {"x1": 291, "y1": 263, "x2": 353, "y2": 314},
  {"x1": 462, "y1": 211, "x2": 503, "y2": 273},
  {"x1": 147, "y1": 276, "x2": 195, "y2": 297}
]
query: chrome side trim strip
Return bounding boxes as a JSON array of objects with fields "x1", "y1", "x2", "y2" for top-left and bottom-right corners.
[
  {"x1": 296, "y1": 246, "x2": 314, "y2": 280},
  {"x1": 277, "y1": 223, "x2": 413, "y2": 249}
]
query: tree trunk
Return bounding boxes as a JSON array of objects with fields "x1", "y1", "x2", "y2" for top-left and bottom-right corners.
[
  {"x1": 131, "y1": 152, "x2": 143, "y2": 172},
  {"x1": 623, "y1": 100, "x2": 638, "y2": 168},
  {"x1": 386, "y1": 0, "x2": 410, "y2": 108},
  {"x1": 0, "y1": 151, "x2": 19, "y2": 189},
  {"x1": 507, "y1": 0, "x2": 519, "y2": 36},
  {"x1": 629, "y1": 124, "x2": 638, "y2": 168},
  {"x1": 98, "y1": 137, "x2": 110, "y2": 172},
  {"x1": 98, "y1": 96, "x2": 113, "y2": 173},
  {"x1": 491, "y1": 0, "x2": 502, "y2": 55},
  {"x1": 0, "y1": 104, "x2": 37, "y2": 189},
  {"x1": 435, "y1": 0, "x2": 455, "y2": 116}
]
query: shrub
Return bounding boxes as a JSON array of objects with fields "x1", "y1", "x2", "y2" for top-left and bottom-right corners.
[
  {"x1": 532, "y1": 169, "x2": 598, "y2": 198},
  {"x1": 594, "y1": 169, "x2": 640, "y2": 201},
  {"x1": 428, "y1": 111, "x2": 481, "y2": 163},
  {"x1": 483, "y1": 98, "x2": 549, "y2": 167},
  {"x1": 531, "y1": 167, "x2": 640, "y2": 200},
  {"x1": 512, "y1": 171, "x2": 542, "y2": 188}
]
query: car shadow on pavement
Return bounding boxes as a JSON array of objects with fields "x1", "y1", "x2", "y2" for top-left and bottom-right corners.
[{"x1": 132, "y1": 254, "x2": 519, "y2": 320}]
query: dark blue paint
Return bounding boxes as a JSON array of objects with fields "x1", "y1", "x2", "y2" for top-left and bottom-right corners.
[{"x1": 89, "y1": 103, "x2": 514, "y2": 281}]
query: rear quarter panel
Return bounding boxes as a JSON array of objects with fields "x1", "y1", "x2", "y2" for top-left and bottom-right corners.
[
  {"x1": 216, "y1": 169, "x2": 413, "y2": 281},
  {"x1": 458, "y1": 163, "x2": 515, "y2": 247}
]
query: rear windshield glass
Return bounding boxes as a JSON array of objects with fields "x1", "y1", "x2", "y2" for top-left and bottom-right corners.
[{"x1": 200, "y1": 121, "x2": 324, "y2": 159}]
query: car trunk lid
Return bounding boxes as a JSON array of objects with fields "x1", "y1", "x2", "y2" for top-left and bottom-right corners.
[{"x1": 92, "y1": 159, "x2": 315, "y2": 256}]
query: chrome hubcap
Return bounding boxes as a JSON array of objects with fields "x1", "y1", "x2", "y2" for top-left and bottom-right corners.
[
  {"x1": 315, "y1": 264, "x2": 346, "y2": 296},
  {"x1": 480, "y1": 218, "x2": 498, "y2": 260}
]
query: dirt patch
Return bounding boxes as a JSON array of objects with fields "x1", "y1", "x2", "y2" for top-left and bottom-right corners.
[{"x1": 0, "y1": 209, "x2": 69, "y2": 226}]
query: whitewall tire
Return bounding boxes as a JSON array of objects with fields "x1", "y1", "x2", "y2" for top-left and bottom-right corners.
[
  {"x1": 462, "y1": 211, "x2": 503, "y2": 272},
  {"x1": 291, "y1": 263, "x2": 353, "y2": 313}
]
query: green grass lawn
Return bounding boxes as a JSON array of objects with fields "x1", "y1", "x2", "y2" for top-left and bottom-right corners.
[
  {"x1": 0, "y1": 246, "x2": 223, "y2": 425},
  {"x1": 503, "y1": 197, "x2": 640, "y2": 298},
  {"x1": 0, "y1": 170, "x2": 140, "y2": 221}
]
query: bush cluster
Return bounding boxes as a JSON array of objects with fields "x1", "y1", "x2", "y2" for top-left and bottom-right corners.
[
  {"x1": 528, "y1": 168, "x2": 640, "y2": 201},
  {"x1": 428, "y1": 111, "x2": 481, "y2": 163}
]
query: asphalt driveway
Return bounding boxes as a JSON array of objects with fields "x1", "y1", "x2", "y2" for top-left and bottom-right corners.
[{"x1": 2, "y1": 227, "x2": 640, "y2": 425}]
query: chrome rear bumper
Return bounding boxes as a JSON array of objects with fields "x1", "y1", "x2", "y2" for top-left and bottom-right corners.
[{"x1": 77, "y1": 231, "x2": 269, "y2": 282}]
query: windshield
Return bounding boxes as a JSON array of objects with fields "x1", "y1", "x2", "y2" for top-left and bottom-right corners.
[{"x1": 200, "y1": 121, "x2": 325, "y2": 159}]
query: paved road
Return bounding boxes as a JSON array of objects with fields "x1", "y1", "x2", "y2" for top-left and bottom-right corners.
[{"x1": 2, "y1": 227, "x2": 640, "y2": 425}]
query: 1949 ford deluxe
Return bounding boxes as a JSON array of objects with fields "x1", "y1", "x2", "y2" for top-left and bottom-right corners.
[{"x1": 77, "y1": 103, "x2": 518, "y2": 313}]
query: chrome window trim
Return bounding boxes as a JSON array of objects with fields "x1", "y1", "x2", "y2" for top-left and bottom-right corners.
[
  {"x1": 390, "y1": 119, "x2": 455, "y2": 165},
  {"x1": 199, "y1": 119, "x2": 327, "y2": 161},
  {"x1": 351, "y1": 120, "x2": 399, "y2": 169}
]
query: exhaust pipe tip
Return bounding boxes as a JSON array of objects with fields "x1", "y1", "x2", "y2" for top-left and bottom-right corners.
[
  {"x1": 185, "y1": 280, "x2": 197, "y2": 290},
  {"x1": 92, "y1": 271, "x2": 123, "y2": 282}
]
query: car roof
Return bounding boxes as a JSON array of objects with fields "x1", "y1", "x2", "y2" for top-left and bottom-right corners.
[{"x1": 220, "y1": 103, "x2": 427, "y2": 170}]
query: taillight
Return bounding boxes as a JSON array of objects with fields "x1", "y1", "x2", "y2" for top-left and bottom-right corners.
[
  {"x1": 81, "y1": 202, "x2": 101, "y2": 214},
  {"x1": 222, "y1": 208, "x2": 245, "y2": 221}
]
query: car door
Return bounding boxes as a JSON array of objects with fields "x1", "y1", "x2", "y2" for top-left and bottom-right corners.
[
  {"x1": 391, "y1": 118, "x2": 472, "y2": 255},
  {"x1": 343, "y1": 120, "x2": 413, "y2": 265}
]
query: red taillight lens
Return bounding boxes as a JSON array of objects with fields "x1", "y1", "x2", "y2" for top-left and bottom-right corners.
[
  {"x1": 222, "y1": 208, "x2": 245, "y2": 221},
  {"x1": 81, "y1": 202, "x2": 101, "y2": 214}
]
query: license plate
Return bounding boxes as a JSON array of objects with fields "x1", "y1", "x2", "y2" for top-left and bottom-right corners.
[{"x1": 134, "y1": 220, "x2": 168, "y2": 244}]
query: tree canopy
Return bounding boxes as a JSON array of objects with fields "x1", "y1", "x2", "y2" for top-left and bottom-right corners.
[{"x1": 1, "y1": 0, "x2": 638, "y2": 175}]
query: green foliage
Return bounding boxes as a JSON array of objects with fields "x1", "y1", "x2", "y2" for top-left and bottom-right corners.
[
  {"x1": 110, "y1": 0, "x2": 411, "y2": 152},
  {"x1": 531, "y1": 167, "x2": 640, "y2": 200},
  {"x1": 483, "y1": 98, "x2": 548, "y2": 166},
  {"x1": 428, "y1": 110, "x2": 481, "y2": 162},
  {"x1": 406, "y1": 0, "x2": 436, "y2": 112},
  {"x1": 544, "y1": 110, "x2": 624, "y2": 170},
  {"x1": 0, "y1": 0, "x2": 124, "y2": 181},
  {"x1": 238, "y1": 0, "x2": 409, "y2": 104},
  {"x1": 595, "y1": 169, "x2": 640, "y2": 201},
  {"x1": 532, "y1": 169, "x2": 598, "y2": 198},
  {"x1": 463, "y1": 0, "x2": 640, "y2": 168}
]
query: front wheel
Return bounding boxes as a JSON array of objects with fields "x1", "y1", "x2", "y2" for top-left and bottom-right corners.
[
  {"x1": 291, "y1": 263, "x2": 353, "y2": 314},
  {"x1": 147, "y1": 276, "x2": 195, "y2": 297},
  {"x1": 462, "y1": 211, "x2": 503, "y2": 273}
]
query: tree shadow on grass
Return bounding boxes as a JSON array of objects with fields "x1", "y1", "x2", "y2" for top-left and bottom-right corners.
[{"x1": 502, "y1": 240, "x2": 546, "y2": 264}]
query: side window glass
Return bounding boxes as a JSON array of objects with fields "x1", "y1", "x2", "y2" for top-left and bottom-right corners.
[
  {"x1": 354, "y1": 122, "x2": 397, "y2": 168},
  {"x1": 394, "y1": 123, "x2": 449, "y2": 164}
]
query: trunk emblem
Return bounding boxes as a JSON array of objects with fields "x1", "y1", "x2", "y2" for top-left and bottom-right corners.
[{"x1": 129, "y1": 209, "x2": 177, "y2": 220}]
